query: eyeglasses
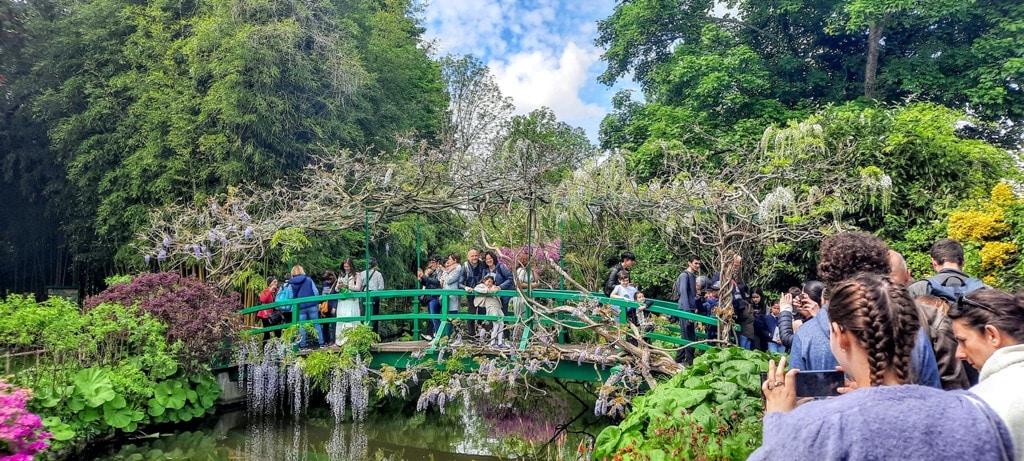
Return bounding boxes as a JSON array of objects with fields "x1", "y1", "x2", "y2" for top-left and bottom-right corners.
[{"x1": 957, "y1": 294, "x2": 998, "y2": 314}]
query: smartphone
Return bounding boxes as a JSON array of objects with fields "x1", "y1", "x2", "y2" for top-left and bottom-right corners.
[{"x1": 795, "y1": 370, "x2": 845, "y2": 398}]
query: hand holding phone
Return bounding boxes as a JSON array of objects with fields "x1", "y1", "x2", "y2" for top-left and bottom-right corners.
[{"x1": 794, "y1": 370, "x2": 845, "y2": 398}]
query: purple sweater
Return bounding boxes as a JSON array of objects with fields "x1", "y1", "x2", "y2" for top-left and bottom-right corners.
[{"x1": 749, "y1": 385, "x2": 1013, "y2": 461}]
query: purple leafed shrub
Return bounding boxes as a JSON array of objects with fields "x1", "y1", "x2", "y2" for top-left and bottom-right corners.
[{"x1": 84, "y1": 272, "x2": 243, "y2": 373}]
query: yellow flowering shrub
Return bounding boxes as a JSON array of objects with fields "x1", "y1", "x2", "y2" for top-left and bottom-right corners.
[
  {"x1": 990, "y1": 182, "x2": 1017, "y2": 208},
  {"x1": 980, "y1": 241, "x2": 1018, "y2": 272},
  {"x1": 948, "y1": 207, "x2": 1007, "y2": 242},
  {"x1": 982, "y1": 275, "x2": 999, "y2": 288}
]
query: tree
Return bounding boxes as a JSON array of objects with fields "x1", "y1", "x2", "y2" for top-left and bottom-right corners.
[
  {"x1": 438, "y1": 54, "x2": 514, "y2": 157},
  {"x1": 0, "y1": 0, "x2": 447, "y2": 292},
  {"x1": 596, "y1": 0, "x2": 1024, "y2": 134}
]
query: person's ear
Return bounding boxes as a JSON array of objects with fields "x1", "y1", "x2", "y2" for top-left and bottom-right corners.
[
  {"x1": 831, "y1": 322, "x2": 851, "y2": 352},
  {"x1": 984, "y1": 325, "x2": 1005, "y2": 348}
]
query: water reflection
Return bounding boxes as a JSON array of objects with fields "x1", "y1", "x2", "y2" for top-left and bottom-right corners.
[{"x1": 97, "y1": 410, "x2": 509, "y2": 461}]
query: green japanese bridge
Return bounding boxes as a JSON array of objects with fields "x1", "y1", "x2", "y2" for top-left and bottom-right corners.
[{"x1": 236, "y1": 289, "x2": 726, "y2": 382}]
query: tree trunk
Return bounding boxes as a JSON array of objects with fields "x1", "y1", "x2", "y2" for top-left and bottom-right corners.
[{"x1": 864, "y1": 16, "x2": 887, "y2": 100}]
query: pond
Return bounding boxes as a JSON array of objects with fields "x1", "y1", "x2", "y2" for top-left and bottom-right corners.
[{"x1": 91, "y1": 380, "x2": 601, "y2": 461}]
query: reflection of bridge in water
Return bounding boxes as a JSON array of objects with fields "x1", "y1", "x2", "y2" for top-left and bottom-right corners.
[{"x1": 233, "y1": 289, "x2": 725, "y2": 382}]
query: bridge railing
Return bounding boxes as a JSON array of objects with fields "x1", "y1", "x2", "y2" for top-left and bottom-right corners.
[{"x1": 240, "y1": 289, "x2": 728, "y2": 351}]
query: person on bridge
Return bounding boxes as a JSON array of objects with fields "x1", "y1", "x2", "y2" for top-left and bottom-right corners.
[
  {"x1": 673, "y1": 256, "x2": 701, "y2": 366},
  {"x1": 418, "y1": 255, "x2": 443, "y2": 340},
  {"x1": 473, "y1": 275, "x2": 506, "y2": 348},
  {"x1": 482, "y1": 250, "x2": 514, "y2": 315},
  {"x1": 335, "y1": 259, "x2": 361, "y2": 346},
  {"x1": 463, "y1": 249, "x2": 488, "y2": 338},
  {"x1": 354, "y1": 258, "x2": 384, "y2": 336},
  {"x1": 287, "y1": 265, "x2": 323, "y2": 350},
  {"x1": 439, "y1": 253, "x2": 465, "y2": 339},
  {"x1": 604, "y1": 252, "x2": 636, "y2": 297},
  {"x1": 257, "y1": 277, "x2": 281, "y2": 341}
]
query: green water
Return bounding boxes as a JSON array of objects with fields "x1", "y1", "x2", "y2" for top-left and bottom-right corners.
[{"x1": 91, "y1": 386, "x2": 599, "y2": 460}]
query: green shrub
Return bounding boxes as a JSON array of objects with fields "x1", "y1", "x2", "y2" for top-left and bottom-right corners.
[{"x1": 593, "y1": 347, "x2": 769, "y2": 461}]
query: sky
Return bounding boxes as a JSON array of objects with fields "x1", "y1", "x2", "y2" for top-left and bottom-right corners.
[{"x1": 421, "y1": 0, "x2": 630, "y2": 144}]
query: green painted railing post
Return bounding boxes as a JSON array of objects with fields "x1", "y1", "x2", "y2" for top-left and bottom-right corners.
[
  {"x1": 364, "y1": 207, "x2": 372, "y2": 329},
  {"x1": 413, "y1": 215, "x2": 421, "y2": 340}
]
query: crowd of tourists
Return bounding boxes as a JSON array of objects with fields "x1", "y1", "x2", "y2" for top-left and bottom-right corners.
[
  {"x1": 252, "y1": 235, "x2": 1022, "y2": 459},
  {"x1": 742, "y1": 234, "x2": 1021, "y2": 460}
]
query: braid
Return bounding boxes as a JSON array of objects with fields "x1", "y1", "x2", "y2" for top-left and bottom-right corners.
[
  {"x1": 886, "y1": 283, "x2": 920, "y2": 384},
  {"x1": 859, "y1": 282, "x2": 893, "y2": 386},
  {"x1": 830, "y1": 273, "x2": 922, "y2": 386}
]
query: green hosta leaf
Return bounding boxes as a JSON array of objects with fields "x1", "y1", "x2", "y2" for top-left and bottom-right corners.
[
  {"x1": 147, "y1": 398, "x2": 166, "y2": 417},
  {"x1": 186, "y1": 389, "x2": 198, "y2": 403},
  {"x1": 153, "y1": 379, "x2": 187, "y2": 410},
  {"x1": 104, "y1": 405, "x2": 135, "y2": 429},
  {"x1": 594, "y1": 426, "x2": 622, "y2": 458},
  {"x1": 76, "y1": 406, "x2": 101, "y2": 423},
  {"x1": 710, "y1": 381, "x2": 741, "y2": 404},
  {"x1": 656, "y1": 388, "x2": 710, "y2": 415},
  {"x1": 43, "y1": 417, "x2": 76, "y2": 441},
  {"x1": 73, "y1": 368, "x2": 116, "y2": 407},
  {"x1": 719, "y1": 359, "x2": 759, "y2": 375}
]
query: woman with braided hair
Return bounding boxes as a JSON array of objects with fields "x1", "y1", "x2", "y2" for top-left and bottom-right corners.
[
  {"x1": 750, "y1": 273, "x2": 1014, "y2": 461},
  {"x1": 949, "y1": 288, "x2": 1024, "y2": 461}
]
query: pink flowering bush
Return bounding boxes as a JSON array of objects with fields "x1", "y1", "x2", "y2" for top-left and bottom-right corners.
[{"x1": 1, "y1": 378, "x2": 51, "y2": 460}]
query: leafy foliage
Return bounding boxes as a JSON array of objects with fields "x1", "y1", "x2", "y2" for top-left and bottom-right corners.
[
  {"x1": 0, "y1": 294, "x2": 221, "y2": 453},
  {"x1": 594, "y1": 347, "x2": 770, "y2": 461},
  {"x1": 84, "y1": 272, "x2": 243, "y2": 373}
]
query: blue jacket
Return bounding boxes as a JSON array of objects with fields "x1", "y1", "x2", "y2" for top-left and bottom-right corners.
[
  {"x1": 287, "y1": 275, "x2": 319, "y2": 310},
  {"x1": 789, "y1": 307, "x2": 941, "y2": 388},
  {"x1": 750, "y1": 385, "x2": 1014, "y2": 461}
]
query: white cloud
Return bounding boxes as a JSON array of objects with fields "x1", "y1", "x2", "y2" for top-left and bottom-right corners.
[
  {"x1": 490, "y1": 42, "x2": 605, "y2": 136},
  {"x1": 422, "y1": 0, "x2": 618, "y2": 143}
]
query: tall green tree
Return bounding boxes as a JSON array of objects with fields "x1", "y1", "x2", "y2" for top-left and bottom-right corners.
[{"x1": 0, "y1": 0, "x2": 446, "y2": 292}]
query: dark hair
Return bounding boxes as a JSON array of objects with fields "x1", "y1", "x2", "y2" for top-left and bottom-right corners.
[
  {"x1": 688, "y1": 256, "x2": 700, "y2": 263},
  {"x1": 948, "y1": 289, "x2": 1024, "y2": 343},
  {"x1": 749, "y1": 286, "x2": 767, "y2": 310},
  {"x1": 429, "y1": 254, "x2": 442, "y2": 264},
  {"x1": 930, "y1": 238, "x2": 965, "y2": 266},
  {"x1": 484, "y1": 250, "x2": 501, "y2": 268},
  {"x1": 266, "y1": 276, "x2": 278, "y2": 286},
  {"x1": 483, "y1": 274, "x2": 495, "y2": 283},
  {"x1": 817, "y1": 232, "x2": 890, "y2": 288},
  {"x1": 621, "y1": 251, "x2": 636, "y2": 262},
  {"x1": 787, "y1": 286, "x2": 802, "y2": 297},
  {"x1": 618, "y1": 270, "x2": 630, "y2": 282},
  {"x1": 368, "y1": 257, "x2": 378, "y2": 268},
  {"x1": 801, "y1": 280, "x2": 825, "y2": 306},
  {"x1": 828, "y1": 273, "x2": 920, "y2": 386},
  {"x1": 323, "y1": 270, "x2": 336, "y2": 283},
  {"x1": 341, "y1": 258, "x2": 357, "y2": 276},
  {"x1": 447, "y1": 252, "x2": 461, "y2": 264}
]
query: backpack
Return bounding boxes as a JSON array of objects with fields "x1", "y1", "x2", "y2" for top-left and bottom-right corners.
[
  {"x1": 275, "y1": 283, "x2": 294, "y2": 306},
  {"x1": 927, "y1": 274, "x2": 985, "y2": 303}
]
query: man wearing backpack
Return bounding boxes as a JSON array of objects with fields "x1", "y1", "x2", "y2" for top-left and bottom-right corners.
[
  {"x1": 907, "y1": 238, "x2": 987, "y2": 300},
  {"x1": 906, "y1": 238, "x2": 986, "y2": 388}
]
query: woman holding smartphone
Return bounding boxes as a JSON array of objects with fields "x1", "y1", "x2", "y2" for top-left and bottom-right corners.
[{"x1": 750, "y1": 273, "x2": 1013, "y2": 460}]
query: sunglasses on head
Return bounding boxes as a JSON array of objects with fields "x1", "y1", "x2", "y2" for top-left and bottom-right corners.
[{"x1": 957, "y1": 294, "x2": 997, "y2": 314}]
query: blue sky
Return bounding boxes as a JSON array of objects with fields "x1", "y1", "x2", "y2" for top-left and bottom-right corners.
[{"x1": 421, "y1": 0, "x2": 629, "y2": 143}]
